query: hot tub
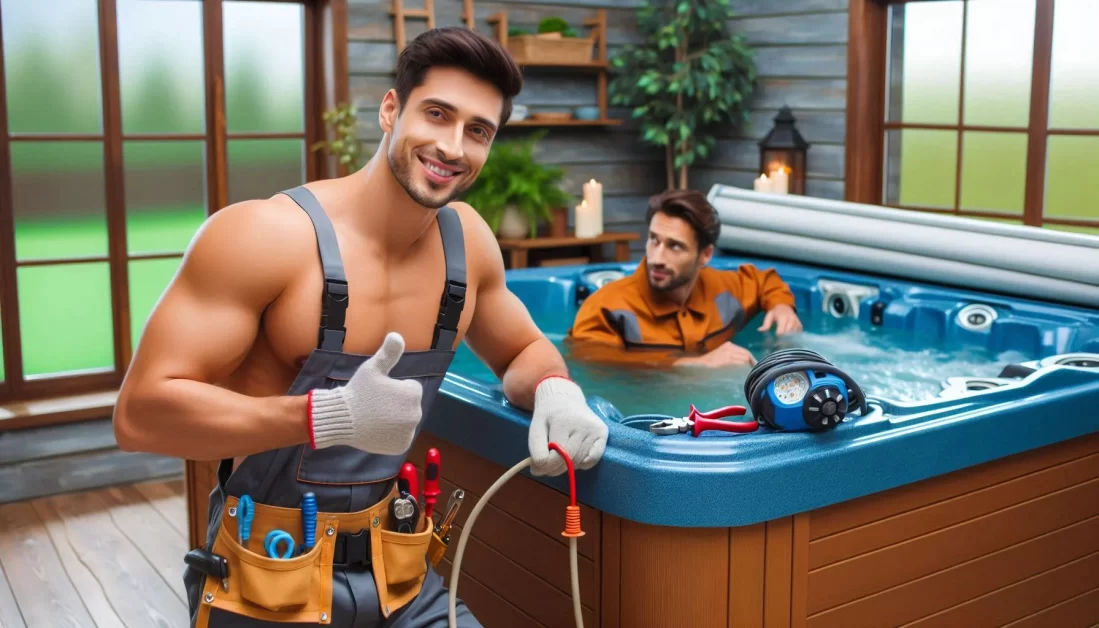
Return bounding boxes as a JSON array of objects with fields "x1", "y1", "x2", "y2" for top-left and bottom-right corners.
[
  {"x1": 183, "y1": 188, "x2": 1099, "y2": 627},
  {"x1": 413, "y1": 255, "x2": 1099, "y2": 628}
]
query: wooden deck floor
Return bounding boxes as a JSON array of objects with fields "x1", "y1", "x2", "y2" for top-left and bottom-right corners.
[{"x1": 0, "y1": 479, "x2": 190, "y2": 628}]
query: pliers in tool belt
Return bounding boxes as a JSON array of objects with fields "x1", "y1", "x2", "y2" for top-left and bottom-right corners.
[{"x1": 649, "y1": 404, "x2": 760, "y2": 436}]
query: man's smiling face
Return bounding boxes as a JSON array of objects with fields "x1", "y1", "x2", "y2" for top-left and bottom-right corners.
[{"x1": 381, "y1": 66, "x2": 503, "y2": 209}]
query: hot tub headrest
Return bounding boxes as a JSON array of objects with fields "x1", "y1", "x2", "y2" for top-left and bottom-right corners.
[{"x1": 706, "y1": 184, "x2": 1099, "y2": 310}]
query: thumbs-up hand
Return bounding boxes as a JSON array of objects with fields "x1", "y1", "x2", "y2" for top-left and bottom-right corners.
[{"x1": 307, "y1": 332, "x2": 425, "y2": 455}]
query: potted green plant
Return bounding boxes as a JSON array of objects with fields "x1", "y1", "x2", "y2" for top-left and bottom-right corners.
[
  {"x1": 608, "y1": 0, "x2": 757, "y2": 189},
  {"x1": 463, "y1": 130, "x2": 573, "y2": 239}
]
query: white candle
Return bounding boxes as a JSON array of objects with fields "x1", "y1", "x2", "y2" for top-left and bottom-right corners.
[
  {"x1": 582, "y1": 179, "x2": 604, "y2": 235},
  {"x1": 753, "y1": 173, "x2": 772, "y2": 193},
  {"x1": 575, "y1": 199, "x2": 598, "y2": 238},
  {"x1": 770, "y1": 167, "x2": 789, "y2": 195}
]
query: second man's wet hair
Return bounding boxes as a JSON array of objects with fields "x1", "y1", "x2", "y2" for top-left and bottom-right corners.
[
  {"x1": 394, "y1": 27, "x2": 524, "y2": 126},
  {"x1": 646, "y1": 189, "x2": 722, "y2": 250}
]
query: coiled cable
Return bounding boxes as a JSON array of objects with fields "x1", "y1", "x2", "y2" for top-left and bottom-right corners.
[{"x1": 744, "y1": 348, "x2": 867, "y2": 428}]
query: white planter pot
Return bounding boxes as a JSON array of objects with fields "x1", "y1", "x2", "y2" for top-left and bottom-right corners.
[{"x1": 496, "y1": 206, "x2": 531, "y2": 239}]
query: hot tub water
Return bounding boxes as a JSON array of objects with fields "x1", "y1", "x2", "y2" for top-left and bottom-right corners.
[{"x1": 448, "y1": 314, "x2": 1033, "y2": 420}]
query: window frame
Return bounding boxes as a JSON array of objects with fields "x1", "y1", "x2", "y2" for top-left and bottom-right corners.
[
  {"x1": 0, "y1": 0, "x2": 349, "y2": 407},
  {"x1": 845, "y1": 0, "x2": 1098, "y2": 231}
]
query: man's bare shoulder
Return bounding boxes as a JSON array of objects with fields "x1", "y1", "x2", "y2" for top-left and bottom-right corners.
[{"x1": 178, "y1": 196, "x2": 318, "y2": 300}]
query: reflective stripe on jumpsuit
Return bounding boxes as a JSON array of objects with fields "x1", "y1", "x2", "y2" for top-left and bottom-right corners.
[{"x1": 183, "y1": 186, "x2": 482, "y2": 627}]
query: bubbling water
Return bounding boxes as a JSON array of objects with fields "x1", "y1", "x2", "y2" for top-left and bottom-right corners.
[{"x1": 449, "y1": 315, "x2": 1033, "y2": 420}]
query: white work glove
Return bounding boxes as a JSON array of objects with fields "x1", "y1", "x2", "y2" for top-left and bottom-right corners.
[
  {"x1": 528, "y1": 376, "x2": 609, "y2": 476},
  {"x1": 307, "y1": 332, "x2": 423, "y2": 455}
]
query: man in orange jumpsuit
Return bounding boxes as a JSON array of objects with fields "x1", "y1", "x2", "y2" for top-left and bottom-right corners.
[{"x1": 567, "y1": 188, "x2": 802, "y2": 367}]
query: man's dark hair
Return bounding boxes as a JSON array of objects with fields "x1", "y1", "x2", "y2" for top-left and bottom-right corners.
[
  {"x1": 394, "y1": 27, "x2": 524, "y2": 125},
  {"x1": 645, "y1": 188, "x2": 722, "y2": 250}
]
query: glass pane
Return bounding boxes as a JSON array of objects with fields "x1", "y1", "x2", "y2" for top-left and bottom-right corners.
[
  {"x1": 11, "y1": 142, "x2": 108, "y2": 261},
  {"x1": 129, "y1": 257, "x2": 182, "y2": 351},
  {"x1": 223, "y1": 1, "x2": 305, "y2": 133},
  {"x1": 124, "y1": 141, "x2": 207, "y2": 254},
  {"x1": 227, "y1": 139, "x2": 304, "y2": 205},
  {"x1": 959, "y1": 132, "x2": 1027, "y2": 214},
  {"x1": 117, "y1": 0, "x2": 205, "y2": 134},
  {"x1": 962, "y1": 0, "x2": 1035, "y2": 127},
  {"x1": 884, "y1": 129, "x2": 957, "y2": 209},
  {"x1": 1049, "y1": 0, "x2": 1099, "y2": 130},
  {"x1": 886, "y1": 2, "x2": 964, "y2": 124},
  {"x1": 1044, "y1": 136, "x2": 1099, "y2": 220},
  {"x1": 18, "y1": 263, "x2": 114, "y2": 377},
  {"x1": 1, "y1": 0, "x2": 103, "y2": 134},
  {"x1": 1044, "y1": 224, "x2": 1099, "y2": 237}
]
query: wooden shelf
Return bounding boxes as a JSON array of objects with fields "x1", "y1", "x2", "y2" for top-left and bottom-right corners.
[
  {"x1": 484, "y1": 9, "x2": 616, "y2": 126},
  {"x1": 517, "y1": 60, "x2": 609, "y2": 70},
  {"x1": 497, "y1": 232, "x2": 639, "y2": 269},
  {"x1": 507, "y1": 118, "x2": 623, "y2": 127}
]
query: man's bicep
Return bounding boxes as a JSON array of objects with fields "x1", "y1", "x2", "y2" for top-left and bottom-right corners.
[{"x1": 126, "y1": 202, "x2": 299, "y2": 385}]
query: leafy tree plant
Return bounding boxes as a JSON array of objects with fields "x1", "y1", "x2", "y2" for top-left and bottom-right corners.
[
  {"x1": 608, "y1": 0, "x2": 757, "y2": 189},
  {"x1": 311, "y1": 103, "x2": 365, "y2": 172}
]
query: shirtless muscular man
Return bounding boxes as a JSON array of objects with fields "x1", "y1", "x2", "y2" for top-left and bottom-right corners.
[{"x1": 114, "y1": 27, "x2": 608, "y2": 628}]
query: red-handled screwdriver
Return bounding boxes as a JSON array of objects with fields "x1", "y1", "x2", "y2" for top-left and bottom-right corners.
[
  {"x1": 424, "y1": 448, "x2": 441, "y2": 520},
  {"x1": 399, "y1": 462, "x2": 418, "y2": 501}
]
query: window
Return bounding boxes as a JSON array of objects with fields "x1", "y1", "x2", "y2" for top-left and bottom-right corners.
[
  {"x1": 846, "y1": 0, "x2": 1098, "y2": 236},
  {"x1": 0, "y1": 0, "x2": 347, "y2": 404}
]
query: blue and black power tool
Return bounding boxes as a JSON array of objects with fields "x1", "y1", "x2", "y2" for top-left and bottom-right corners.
[{"x1": 743, "y1": 348, "x2": 867, "y2": 431}]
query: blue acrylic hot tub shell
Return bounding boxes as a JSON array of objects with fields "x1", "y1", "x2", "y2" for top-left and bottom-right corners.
[{"x1": 421, "y1": 255, "x2": 1099, "y2": 528}]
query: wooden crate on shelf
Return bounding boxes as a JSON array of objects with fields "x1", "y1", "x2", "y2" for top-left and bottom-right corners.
[{"x1": 507, "y1": 32, "x2": 594, "y2": 65}]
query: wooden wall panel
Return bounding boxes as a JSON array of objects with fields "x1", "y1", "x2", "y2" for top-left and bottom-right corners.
[
  {"x1": 804, "y1": 433, "x2": 1099, "y2": 627},
  {"x1": 345, "y1": 0, "x2": 664, "y2": 263},
  {"x1": 693, "y1": 0, "x2": 849, "y2": 201}
]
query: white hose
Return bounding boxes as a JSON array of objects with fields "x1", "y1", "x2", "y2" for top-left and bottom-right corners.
[{"x1": 448, "y1": 456, "x2": 584, "y2": 628}]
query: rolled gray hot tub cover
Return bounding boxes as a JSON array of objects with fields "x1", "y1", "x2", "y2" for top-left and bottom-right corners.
[{"x1": 706, "y1": 184, "x2": 1099, "y2": 310}]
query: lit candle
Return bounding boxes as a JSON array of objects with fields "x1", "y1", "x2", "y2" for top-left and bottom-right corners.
[
  {"x1": 582, "y1": 178, "x2": 604, "y2": 235},
  {"x1": 575, "y1": 199, "x2": 598, "y2": 238},
  {"x1": 770, "y1": 166, "x2": 789, "y2": 195},
  {"x1": 753, "y1": 173, "x2": 772, "y2": 193}
]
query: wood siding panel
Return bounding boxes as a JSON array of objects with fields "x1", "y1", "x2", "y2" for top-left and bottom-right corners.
[
  {"x1": 729, "y1": 522, "x2": 766, "y2": 627},
  {"x1": 730, "y1": 0, "x2": 848, "y2": 17},
  {"x1": 809, "y1": 432, "x2": 1099, "y2": 540},
  {"x1": 907, "y1": 551, "x2": 1099, "y2": 628},
  {"x1": 619, "y1": 521, "x2": 730, "y2": 628},
  {"x1": 810, "y1": 451, "x2": 1099, "y2": 569},
  {"x1": 808, "y1": 515, "x2": 1099, "y2": 627},
  {"x1": 732, "y1": 13, "x2": 848, "y2": 45},
  {"x1": 808, "y1": 476, "x2": 1099, "y2": 613}
]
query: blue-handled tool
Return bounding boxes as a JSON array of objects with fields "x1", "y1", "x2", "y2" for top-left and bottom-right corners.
[
  {"x1": 300, "y1": 492, "x2": 317, "y2": 556},
  {"x1": 238, "y1": 495, "x2": 255, "y2": 546},
  {"x1": 265, "y1": 529, "x2": 296, "y2": 559}
]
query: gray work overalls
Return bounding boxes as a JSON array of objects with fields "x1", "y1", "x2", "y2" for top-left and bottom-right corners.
[{"x1": 184, "y1": 186, "x2": 481, "y2": 628}]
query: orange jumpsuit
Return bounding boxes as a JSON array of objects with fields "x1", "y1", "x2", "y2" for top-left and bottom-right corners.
[{"x1": 566, "y1": 258, "x2": 797, "y2": 365}]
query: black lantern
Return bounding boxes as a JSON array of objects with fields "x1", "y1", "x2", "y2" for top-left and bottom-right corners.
[{"x1": 758, "y1": 106, "x2": 810, "y2": 195}]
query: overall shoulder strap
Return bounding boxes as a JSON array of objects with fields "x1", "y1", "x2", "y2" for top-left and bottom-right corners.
[
  {"x1": 433, "y1": 206, "x2": 467, "y2": 351},
  {"x1": 281, "y1": 186, "x2": 349, "y2": 352}
]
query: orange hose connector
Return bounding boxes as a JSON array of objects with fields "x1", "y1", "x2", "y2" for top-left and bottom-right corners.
[
  {"x1": 562, "y1": 504, "x2": 585, "y2": 538},
  {"x1": 547, "y1": 441, "x2": 585, "y2": 538}
]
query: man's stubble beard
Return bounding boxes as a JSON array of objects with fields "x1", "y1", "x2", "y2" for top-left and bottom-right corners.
[{"x1": 387, "y1": 146, "x2": 474, "y2": 209}]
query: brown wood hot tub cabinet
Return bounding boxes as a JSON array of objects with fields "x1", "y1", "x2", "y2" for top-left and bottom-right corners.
[{"x1": 185, "y1": 431, "x2": 1099, "y2": 627}]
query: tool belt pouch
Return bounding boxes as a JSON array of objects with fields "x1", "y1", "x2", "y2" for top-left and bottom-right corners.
[
  {"x1": 195, "y1": 496, "x2": 336, "y2": 625},
  {"x1": 371, "y1": 503, "x2": 434, "y2": 618},
  {"x1": 427, "y1": 529, "x2": 448, "y2": 567}
]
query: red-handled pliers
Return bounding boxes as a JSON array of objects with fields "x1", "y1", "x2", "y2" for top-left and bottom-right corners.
[{"x1": 649, "y1": 404, "x2": 759, "y2": 436}]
